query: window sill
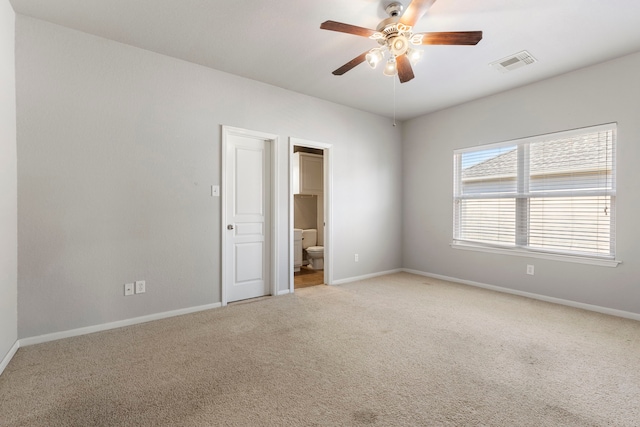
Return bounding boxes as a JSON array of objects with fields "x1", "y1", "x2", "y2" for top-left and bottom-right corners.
[{"x1": 450, "y1": 242, "x2": 622, "y2": 268}]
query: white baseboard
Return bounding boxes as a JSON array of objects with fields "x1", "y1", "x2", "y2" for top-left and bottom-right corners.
[
  {"x1": 277, "y1": 289, "x2": 291, "y2": 296},
  {"x1": 12, "y1": 268, "x2": 636, "y2": 368},
  {"x1": 404, "y1": 268, "x2": 640, "y2": 322},
  {"x1": 20, "y1": 302, "x2": 222, "y2": 347},
  {"x1": 0, "y1": 340, "x2": 20, "y2": 377},
  {"x1": 332, "y1": 269, "x2": 403, "y2": 286}
]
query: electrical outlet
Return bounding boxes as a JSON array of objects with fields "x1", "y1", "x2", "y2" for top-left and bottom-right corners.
[
  {"x1": 124, "y1": 283, "x2": 134, "y2": 296},
  {"x1": 135, "y1": 280, "x2": 146, "y2": 294},
  {"x1": 526, "y1": 265, "x2": 535, "y2": 275},
  {"x1": 355, "y1": 254, "x2": 359, "y2": 262}
]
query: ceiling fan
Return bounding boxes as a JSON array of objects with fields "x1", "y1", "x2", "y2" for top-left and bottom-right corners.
[{"x1": 320, "y1": 0, "x2": 482, "y2": 83}]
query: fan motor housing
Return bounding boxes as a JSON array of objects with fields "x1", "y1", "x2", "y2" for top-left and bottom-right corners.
[{"x1": 377, "y1": 17, "x2": 400, "y2": 32}]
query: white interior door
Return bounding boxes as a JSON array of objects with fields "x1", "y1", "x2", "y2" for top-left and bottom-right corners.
[{"x1": 224, "y1": 130, "x2": 272, "y2": 303}]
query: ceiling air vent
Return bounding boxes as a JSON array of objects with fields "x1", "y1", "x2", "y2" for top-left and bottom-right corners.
[{"x1": 490, "y1": 50, "x2": 536, "y2": 73}]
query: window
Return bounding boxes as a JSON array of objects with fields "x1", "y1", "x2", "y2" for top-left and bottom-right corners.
[{"x1": 453, "y1": 123, "x2": 617, "y2": 264}]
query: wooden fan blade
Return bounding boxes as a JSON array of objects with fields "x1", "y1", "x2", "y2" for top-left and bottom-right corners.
[
  {"x1": 332, "y1": 52, "x2": 368, "y2": 76},
  {"x1": 400, "y1": 0, "x2": 437, "y2": 27},
  {"x1": 415, "y1": 31, "x2": 483, "y2": 45},
  {"x1": 320, "y1": 20, "x2": 377, "y2": 38},
  {"x1": 396, "y1": 54, "x2": 415, "y2": 83}
]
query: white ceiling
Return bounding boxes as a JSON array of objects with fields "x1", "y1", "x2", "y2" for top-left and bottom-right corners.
[{"x1": 10, "y1": 0, "x2": 640, "y2": 120}]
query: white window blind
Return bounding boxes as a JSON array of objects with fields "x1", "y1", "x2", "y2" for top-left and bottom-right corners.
[{"x1": 453, "y1": 123, "x2": 616, "y2": 260}]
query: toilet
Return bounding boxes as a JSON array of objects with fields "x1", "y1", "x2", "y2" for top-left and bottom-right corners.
[{"x1": 302, "y1": 229, "x2": 324, "y2": 270}]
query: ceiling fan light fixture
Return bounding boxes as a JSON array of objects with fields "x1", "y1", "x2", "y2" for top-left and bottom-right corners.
[
  {"x1": 407, "y1": 48, "x2": 423, "y2": 65},
  {"x1": 383, "y1": 57, "x2": 398, "y2": 76},
  {"x1": 365, "y1": 48, "x2": 384, "y2": 69},
  {"x1": 389, "y1": 36, "x2": 409, "y2": 56},
  {"x1": 396, "y1": 23, "x2": 412, "y2": 33},
  {"x1": 410, "y1": 33, "x2": 424, "y2": 45},
  {"x1": 320, "y1": 0, "x2": 483, "y2": 84}
]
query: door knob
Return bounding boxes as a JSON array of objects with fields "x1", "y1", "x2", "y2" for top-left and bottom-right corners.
[{"x1": 227, "y1": 224, "x2": 234, "y2": 230}]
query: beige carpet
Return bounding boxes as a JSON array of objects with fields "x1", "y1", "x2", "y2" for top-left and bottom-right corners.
[{"x1": 1, "y1": 273, "x2": 639, "y2": 426}]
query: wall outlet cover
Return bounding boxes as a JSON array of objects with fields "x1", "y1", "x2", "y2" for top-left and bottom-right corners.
[{"x1": 135, "y1": 280, "x2": 146, "y2": 294}]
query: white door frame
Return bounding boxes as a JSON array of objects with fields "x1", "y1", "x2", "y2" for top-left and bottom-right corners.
[
  {"x1": 221, "y1": 126, "x2": 279, "y2": 306},
  {"x1": 289, "y1": 137, "x2": 333, "y2": 292}
]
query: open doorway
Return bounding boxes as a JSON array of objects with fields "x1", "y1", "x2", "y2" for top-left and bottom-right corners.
[{"x1": 289, "y1": 138, "x2": 332, "y2": 292}]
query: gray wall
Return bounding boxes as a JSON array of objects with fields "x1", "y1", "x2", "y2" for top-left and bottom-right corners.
[
  {"x1": 16, "y1": 16, "x2": 403, "y2": 338},
  {"x1": 403, "y1": 52, "x2": 640, "y2": 316},
  {"x1": 0, "y1": 0, "x2": 18, "y2": 362}
]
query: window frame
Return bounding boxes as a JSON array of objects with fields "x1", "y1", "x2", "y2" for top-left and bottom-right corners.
[{"x1": 451, "y1": 123, "x2": 621, "y2": 267}]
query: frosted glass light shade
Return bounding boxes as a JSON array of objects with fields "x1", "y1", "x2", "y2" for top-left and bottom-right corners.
[
  {"x1": 383, "y1": 58, "x2": 397, "y2": 76},
  {"x1": 365, "y1": 48, "x2": 384, "y2": 69},
  {"x1": 407, "y1": 48, "x2": 423, "y2": 65}
]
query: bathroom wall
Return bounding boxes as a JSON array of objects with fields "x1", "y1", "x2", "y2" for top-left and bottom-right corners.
[
  {"x1": 294, "y1": 195, "x2": 317, "y2": 230},
  {"x1": 317, "y1": 194, "x2": 324, "y2": 246}
]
